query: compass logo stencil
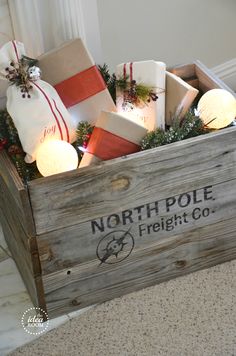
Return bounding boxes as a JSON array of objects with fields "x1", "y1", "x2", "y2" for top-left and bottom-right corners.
[{"x1": 96, "y1": 228, "x2": 134, "y2": 265}]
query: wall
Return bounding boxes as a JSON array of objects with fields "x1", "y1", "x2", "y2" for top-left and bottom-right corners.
[
  {"x1": 36, "y1": 0, "x2": 103, "y2": 63},
  {"x1": 97, "y1": 0, "x2": 236, "y2": 72},
  {"x1": 0, "y1": 0, "x2": 14, "y2": 108}
]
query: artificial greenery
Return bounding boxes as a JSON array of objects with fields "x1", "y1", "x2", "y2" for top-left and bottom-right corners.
[
  {"x1": 73, "y1": 121, "x2": 94, "y2": 160},
  {"x1": 98, "y1": 63, "x2": 159, "y2": 107},
  {"x1": 141, "y1": 111, "x2": 211, "y2": 150},
  {"x1": 5, "y1": 56, "x2": 38, "y2": 98},
  {"x1": 1, "y1": 62, "x2": 232, "y2": 183},
  {"x1": 0, "y1": 110, "x2": 94, "y2": 183},
  {"x1": 98, "y1": 64, "x2": 116, "y2": 102},
  {"x1": 116, "y1": 75, "x2": 158, "y2": 108},
  {"x1": 0, "y1": 110, "x2": 40, "y2": 184}
]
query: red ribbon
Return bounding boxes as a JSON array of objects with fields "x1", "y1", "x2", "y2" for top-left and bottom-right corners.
[
  {"x1": 54, "y1": 66, "x2": 106, "y2": 108},
  {"x1": 11, "y1": 41, "x2": 70, "y2": 143},
  {"x1": 130, "y1": 62, "x2": 133, "y2": 81},
  {"x1": 123, "y1": 62, "x2": 133, "y2": 80},
  {"x1": 87, "y1": 127, "x2": 140, "y2": 160}
]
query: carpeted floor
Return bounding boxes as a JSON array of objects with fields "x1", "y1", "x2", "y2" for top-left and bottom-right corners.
[{"x1": 10, "y1": 260, "x2": 236, "y2": 356}]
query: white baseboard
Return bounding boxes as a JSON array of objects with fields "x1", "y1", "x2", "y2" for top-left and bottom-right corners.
[{"x1": 211, "y1": 59, "x2": 236, "y2": 91}]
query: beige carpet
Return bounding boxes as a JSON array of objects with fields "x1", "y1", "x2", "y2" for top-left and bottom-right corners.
[{"x1": 10, "y1": 260, "x2": 236, "y2": 356}]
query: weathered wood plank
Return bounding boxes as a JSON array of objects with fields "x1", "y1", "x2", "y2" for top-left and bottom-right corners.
[
  {"x1": 168, "y1": 63, "x2": 196, "y2": 80},
  {"x1": 29, "y1": 126, "x2": 236, "y2": 235},
  {"x1": 42, "y1": 215, "x2": 236, "y2": 318},
  {"x1": 0, "y1": 171, "x2": 45, "y2": 311},
  {"x1": 195, "y1": 60, "x2": 236, "y2": 96},
  {"x1": 36, "y1": 177, "x2": 236, "y2": 275},
  {"x1": 186, "y1": 78, "x2": 199, "y2": 89},
  {"x1": 0, "y1": 208, "x2": 38, "y2": 305},
  {"x1": 0, "y1": 176, "x2": 28, "y2": 251},
  {"x1": 0, "y1": 179, "x2": 41, "y2": 276},
  {"x1": 0, "y1": 206, "x2": 47, "y2": 314},
  {"x1": 169, "y1": 61, "x2": 235, "y2": 96},
  {"x1": 0, "y1": 151, "x2": 36, "y2": 236},
  {"x1": 0, "y1": 176, "x2": 38, "y2": 257}
]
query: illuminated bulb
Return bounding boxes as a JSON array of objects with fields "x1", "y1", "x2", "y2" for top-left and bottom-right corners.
[
  {"x1": 197, "y1": 89, "x2": 236, "y2": 129},
  {"x1": 36, "y1": 140, "x2": 78, "y2": 177}
]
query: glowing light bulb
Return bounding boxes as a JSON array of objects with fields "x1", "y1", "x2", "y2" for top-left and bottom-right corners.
[
  {"x1": 36, "y1": 140, "x2": 78, "y2": 177},
  {"x1": 197, "y1": 89, "x2": 236, "y2": 129}
]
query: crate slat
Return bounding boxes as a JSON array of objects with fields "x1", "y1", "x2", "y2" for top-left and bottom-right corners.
[
  {"x1": 42, "y1": 215, "x2": 236, "y2": 318},
  {"x1": 36, "y1": 175, "x2": 236, "y2": 276},
  {"x1": 0, "y1": 151, "x2": 36, "y2": 236},
  {"x1": 29, "y1": 126, "x2": 236, "y2": 235},
  {"x1": 168, "y1": 63, "x2": 196, "y2": 80},
  {"x1": 0, "y1": 209, "x2": 45, "y2": 308},
  {"x1": 195, "y1": 60, "x2": 236, "y2": 95}
]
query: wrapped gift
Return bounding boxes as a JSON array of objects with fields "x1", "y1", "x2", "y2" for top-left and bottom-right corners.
[
  {"x1": 165, "y1": 71, "x2": 199, "y2": 125},
  {"x1": 79, "y1": 111, "x2": 147, "y2": 168},
  {"x1": 0, "y1": 41, "x2": 75, "y2": 163},
  {"x1": 38, "y1": 39, "x2": 116, "y2": 127},
  {"x1": 116, "y1": 60, "x2": 166, "y2": 131}
]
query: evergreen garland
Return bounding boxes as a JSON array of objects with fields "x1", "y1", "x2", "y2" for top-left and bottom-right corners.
[
  {"x1": 73, "y1": 121, "x2": 94, "y2": 160},
  {"x1": 0, "y1": 110, "x2": 41, "y2": 184},
  {"x1": 1, "y1": 62, "x2": 233, "y2": 183},
  {"x1": 98, "y1": 64, "x2": 116, "y2": 102},
  {"x1": 141, "y1": 111, "x2": 211, "y2": 150},
  {"x1": 0, "y1": 110, "x2": 94, "y2": 183}
]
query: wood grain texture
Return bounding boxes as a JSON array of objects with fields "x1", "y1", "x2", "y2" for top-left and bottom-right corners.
[
  {"x1": 29, "y1": 126, "x2": 236, "y2": 235},
  {"x1": 0, "y1": 176, "x2": 37, "y2": 256},
  {"x1": 36, "y1": 177, "x2": 236, "y2": 275},
  {"x1": 0, "y1": 167, "x2": 46, "y2": 313},
  {"x1": 169, "y1": 61, "x2": 235, "y2": 97},
  {"x1": 0, "y1": 151, "x2": 35, "y2": 236},
  {"x1": 42, "y1": 216, "x2": 236, "y2": 318},
  {"x1": 186, "y1": 78, "x2": 199, "y2": 89},
  {"x1": 168, "y1": 63, "x2": 196, "y2": 80},
  {"x1": 195, "y1": 60, "x2": 236, "y2": 96},
  {"x1": 0, "y1": 209, "x2": 38, "y2": 305},
  {"x1": 0, "y1": 205, "x2": 46, "y2": 314}
]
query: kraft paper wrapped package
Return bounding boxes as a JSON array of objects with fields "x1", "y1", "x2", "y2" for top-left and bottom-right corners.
[
  {"x1": 80, "y1": 111, "x2": 148, "y2": 168},
  {"x1": 165, "y1": 71, "x2": 199, "y2": 125},
  {"x1": 38, "y1": 39, "x2": 116, "y2": 127},
  {"x1": 116, "y1": 60, "x2": 166, "y2": 131},
  {"x1": 0, "y1": 41, "x2": 75, "y2": 163}
]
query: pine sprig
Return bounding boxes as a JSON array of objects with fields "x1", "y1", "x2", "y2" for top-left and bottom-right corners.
[
  {"x1": 0, "y1": 110, "x2": 41, "y2": 183},
  {"x1": 98, "y1": 63, "x2": 159, "y2": 107},
  {"x1": 75, "y1": 121, "x2": 94, "y2": 146},
  {"x1": 116, "y1": 76, "x2": 158, "y2": 108},
  {"x1": 98, "y1": 64, "x2": 116, "y2": 102},
  {"x1": 5, "y1": 56, "x2": 39, "y2": 98},
  {"x1": 141, "y1": 111, "x2": 211, "y2": 150},
  {"x1": 73, "y1": 121, "x2": 94, "y2": 160}
]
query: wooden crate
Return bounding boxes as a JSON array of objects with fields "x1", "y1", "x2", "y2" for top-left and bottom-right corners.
[{"x1": 0, "y1": 61, "x2": 236, "y2": 318}]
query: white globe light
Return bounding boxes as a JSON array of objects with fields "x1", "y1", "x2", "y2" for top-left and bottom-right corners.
[
  {"x1": 197, "y1": 89, "x2": 236, "y2": 129},
  {"x1": 36, "y1": 140, "x2": 78, "y2": 177}
]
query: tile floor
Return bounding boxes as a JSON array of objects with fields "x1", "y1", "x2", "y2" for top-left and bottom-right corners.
[{"x1": 0, "y1": 224, "x2": 91, "y2": 356}]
